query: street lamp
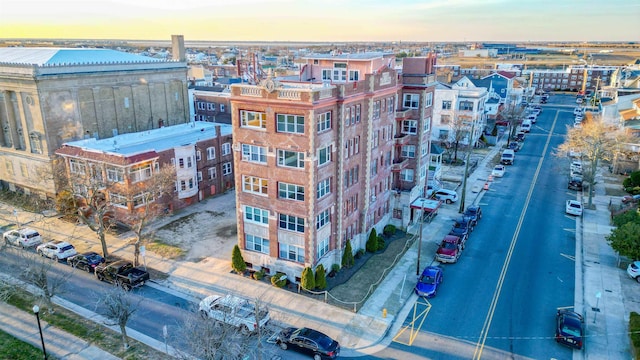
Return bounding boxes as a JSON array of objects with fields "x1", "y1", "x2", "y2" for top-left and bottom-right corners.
[
  {"x1": 416, "y1": 202, "x2": 425, "y2": 275},
  {"x1": 32, "y1": 305, "x2": 48, "y2": 360}
]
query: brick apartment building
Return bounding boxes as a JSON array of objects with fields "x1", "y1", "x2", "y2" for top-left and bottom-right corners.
[
  {"x1": 527, "y1": 65, "x2": 619, "y2": 93},
  {"x1": 190, "y1": 85, "x2": 232, "y2": 124},
  {"x1": 55, "y1": 122, "x2": 234, "y2": 221},
  {"x1": 229, "y1": 53, "x2": 436, "y2": 281}
]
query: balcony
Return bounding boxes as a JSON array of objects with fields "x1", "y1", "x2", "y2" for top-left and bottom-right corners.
[
  {"x1": 395, "y1": 109, "x2": 413, "y2": 120},
  {"x1": 391, "y1": 158, "x2": 409, "y2": 172},
  {"x1": 394, "y1": 133, "x2": 412, "y2": 146}
]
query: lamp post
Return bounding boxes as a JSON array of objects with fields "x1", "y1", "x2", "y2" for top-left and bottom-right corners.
[
  {"x1": 32, "y1": 305, "x2": 47, "y2": 360},
  {"x1": 458, "y1": 119, "x2": 476, "y2": 214},
  {"x1": 416, "y1": 202, "x2": 425, "y2": 275}
]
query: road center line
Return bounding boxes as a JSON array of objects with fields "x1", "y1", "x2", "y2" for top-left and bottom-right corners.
[{"x1": 472, "y1": 110, "x2": 560, "y2": 359}]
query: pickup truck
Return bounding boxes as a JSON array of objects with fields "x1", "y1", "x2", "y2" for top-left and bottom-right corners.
[
  {"x1": 199, "y1": 294, "x2": 270, "y2": 335},
  {"x1": 94, "y1": 260, "x2": 150, "y2": 291}
]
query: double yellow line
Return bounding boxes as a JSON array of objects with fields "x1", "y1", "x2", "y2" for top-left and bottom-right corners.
[{"x1": 472, "y1": 111, "x2": 560, "y2": 359}]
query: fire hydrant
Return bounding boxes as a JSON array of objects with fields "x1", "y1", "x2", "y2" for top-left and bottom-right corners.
[{"x1": 382, "y1": 308, "x2": 387, "y2": 318}]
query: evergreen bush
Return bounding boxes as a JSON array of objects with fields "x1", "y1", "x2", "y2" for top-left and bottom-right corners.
[
  {"x1": 342, "y1": 240, "x2": 355, "y2": 268},
  {"x1": 270, "y1": 273, "x2": 287, "y2": 288},
  {"x1": 377, "y1": 235, "x2": 385, "y2": 251},
  {"x1": 331, "y1": 263, "x2": 341, "y2": 274},
  {"x1": 231, "y1": 245, "x2": 247, "y2": 274},
  {"x1": 252, "y1": 269, "x2": 265, "y2": 280},
  {"x1": 366, "y1": 228, "x2": 378, "y2": 253},
  {"x1": 383, "y1": 224, "x2": 397, "y2": 236},
  {"x1": 315, "y1": 265, "x2": 327, "y2": 290},
  {"x1": 301, "y1": 267, "x2": 315, "y2": 290}
]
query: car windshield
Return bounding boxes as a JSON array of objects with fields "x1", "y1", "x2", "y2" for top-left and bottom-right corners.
[
  {"x1": 420, "y1": 275, "x2": 435, "y2": 284},
  {"x1": 26, "y1": 232, "x2": 40, "y2": 239},
  {"x1": 442, "y1": 242, "x2": 457, "y2": 250},
  {"x1": 86, "y1": 254, "x2": 100, "y2": 262},
  {"x1": 61, "y1": 245, "x2": 74, "y2": 251},
  {"x1": 562, "y1": 323, "x2": 581, "y2": 337},
  {"x1": 453, "y1": 221, "x2": 466, "y2": 229},
  {"x1": 570, "y1": 203, "x2": 581, "y2": 209},
  {"x1": 316, "y1": 335, "x2": 333, "y2": 349}
]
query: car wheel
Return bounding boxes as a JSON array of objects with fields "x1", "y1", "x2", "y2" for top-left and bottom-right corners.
[
  {"x1": 636, "y1": 276, "x2": 640, "y2": 284},
  {"x1": 54, "y1": 256, "x2": 59, "y2": 262},
  {"x1": 121, "y1": 282, "x2": 132, "y2": 291},
  {"x1": 446, "y1": 199, "x2": 453, "y2": 204},
  {"x1": 96, "y1": 273, "x2": 104, "y2": 281},
  {"x1": 314, "y1": 354, "x2": 322, "y2": 360},
  {"x1": 38, "y1": 250, "x2": 44, "y2": 257},
  {"x1": 199, "y1": 310, "x2": 208, "y2": 319},
  {"x1": 85, "y1": 265, "x2": 92, "y2": 273},
  {"x1": 278, "y1": 341, "x2": 288, "y2": 350},
  {"x1": 240, "y1": 325, "x2": 251, "y2": 336}
]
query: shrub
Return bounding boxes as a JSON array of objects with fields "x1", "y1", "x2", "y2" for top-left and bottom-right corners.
[
  {"x1": 342, "y1": 240, "x2": 355, "y2": 268},
  {"x1": 623, "y1": 171, "x2": 640, "y2": 191},
  {"x1": 252, "y1": 269, "x2": 265, "y2": 280},
  {"x1": 630, "y1": 312, "x2": 640, "y2": 358},
  {"x1": 315, "y1": 264, "x2": 327, "y2": 290},
  {"x1": 301, "y1": 267, "x2": 315, "y2": 290},
  {"x1": 355, "y1": 248, "x2": 365, "y2": 259},
  {"x1": 231, "y1": 245, "x2": 247, "y2": 274},
  {"x1": 377, "y1": 236, "x2": 385, "y2": 251},
  {"x1": 366, "y1": 228, "x2": 378, "y2": 253},
  {"x1": 270, "y1": 273, "x2": 287, "y2": 288},
  {"x1": 383, "y1": 224, "x2": 397, "y2": 236},
  {"x1": 331, "y1": 263, "x2": 341, "y2": 274}
]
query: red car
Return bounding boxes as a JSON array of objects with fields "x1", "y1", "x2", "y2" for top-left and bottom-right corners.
[{"x1": 435, "y1": 235, "x2": 463, "y2": 263}]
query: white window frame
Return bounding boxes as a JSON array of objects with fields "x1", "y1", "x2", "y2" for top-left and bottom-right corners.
[
  {"x1": 279, "y1": 214, "x2": 305, "y2": 233},
  {"x1": 318, "y1": 145, "x2": 332, "y2": 166},
  {"x1": 109, "y1": 192, "x2": 127, "y2": 208},
  {"x1": 423, "y1": 116, "x2": 431, "y2": 132},
  {"x1": 277, "y1": 114, "x2": 305, "y2": 134},
  {"x1": 425, "y1": 93, "x2": 433, "y2": 108},
  {"x1": 316, "y1": 209, "x2": 330, "y2": 230},
  {"x1": 196, "y1": 150, "x2": 202, "y2": 161},
  {"x1": 240, "y1": 110, "x2": 267, "y2": 129},
  {"x1": 222, "y1": 143, "x2": 231, "y2": 156},
  {"x1": 403, "y1": 94, "x2": 419, "y2": 109},
  {"x1": 242, "y1": 144, "x2": 267, "y2": 164},
  {"x1": 242, "y1": 175, "x2": 268, "y2": 195},
  {"x1": 207, "y1": 147, "x2": 215, "y2": 160},
  {"x1": 208, "y1": 167, "x2": 216, "y2": 179},
  {"x1": 401, "y1": 169, "x2": 414, "y2": 182},
  {"x1": 401, "y1": 145, "x2": 416, "y2": 158},
  {"x1": 317, "y1": 112, "x2": 331, "y2": 133},
  {"x1": 222, "y1": 162, "x2": 232, "y2": 175},
  {"x1": 197, "y1": 171, "x2": 203, "y2": 182},
  {"x1": 246, "y1": 234, "x2": 269, "y2": 254},
  {"x1": 349, "y1": 70, "x2": 359, "y2": 81},
  {"x1": 402, "y1": 120, "x2": 418, "y2": 135},
  {"x1": 106, "y1": 166, "x2": 124, "y2": 183},
  {"x1": 69, "y1": 159, "x2": 86, "y2": 175},
  {"x1": 278, "y1": 182, "x2": 304, "y2": 201},
  {"x1": 130, "y1": 164, "x2": 152, "y2": 183},
  {"x1": 318, "y1": 237, "x2": 330, "y2": 258},
  {"x1": 244, "y1": 205, "x2": 269, "y2": 225},
  {"x1": 317, "y1": 178, "x2": 330, "y2": 199},
  {"x1": 279, "y1": 242, "x2": 304, "y2": 263},
  {"x1": 277, "y1": 149, "x2": 305, "y2": 169}
]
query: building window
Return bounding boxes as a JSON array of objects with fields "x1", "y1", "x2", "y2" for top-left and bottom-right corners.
[
  {"x1": 402, "y1": 120, "x2": 418, "y2": 135},
  {"x1": 197, "y1": 102, "x2": 205, "y2": 110},
  {"x1": 318, "y1": 237, "x2": 330, "y2": 258},
  {"x1": 196, "y1": 151, "x2": 202, "y2": 161},
  {"x1": 29, "y1": 133, "x2": 42, "y2": 154},
  {"x1": 401, "y1": 169, "x2": 414, "y2": 182},
  {"x1": 279, "y1": 214, "x2": 305, "y2": 233},
  {"x1": 317, "y1": 178, "x2": 330, "y2": 199},
  {"x1": 208, "y1": 167, "x2": 216, "y2": 179},
  {"x1": 388, "y1": 97, "x2": 395, "y2": 113},
  {"x1": 220, "y1": 104, "x2": 225, "y2": 112},
  {"x1": 459, "y1": 101, "x2": 474, "y2": 111},
  {"x1": 240, "y1": 110, "x2": 267, "y2": 129},
  {"x1": 244, "y1": 205, "x2": 269, "y2": 225},
  {"x1": 401, "y1": 145, "x2": 416, "y2": 158},
  {"x1": 423, "y1": 116, "x2": 431, "y2": 132},
  {"x1": 278, "y1": 150, "x2": 305, "y2": 169},
  {"x1": 246, "y1": 234, "x2": 269, "y2": 254},
  {"x1": 425, "y1": 93, "x2": 433, "y2": 108},
  {"x1": 207, "y1": 103, "x2": 215, "y2": 111},
  {"x1": 371, "y1": 159, "x2": 378, "y2": 177},
  {"x1": 322, "y1": 69, "x2": 332, "y2": 81},
  {"x1": 442, "y1": 100, "x2": 452, "y2": 110},
  {"x1": 109, "y1": 192, "x2": 127, "y2": 208},
  {"x1": 207, "y1": 147, "x2": 215, "y2": 160},
  {"x1": 332, "y1": 63, "x2": 347, "y2": 82},
  {"x1": 279, "y1": 243, "x2": 304, "y2": 263},
  {"x1": 318, "y1": 145, "x2": 332, "y2": 166},
  {"x1": 242, "y1": 175, "x2": 267, "y2": 195},
  {"x1": 130, "y1": 164, "x2": 152, "y2": 183},
  {"x1": 373, "y1": 101, "x2": 381, "y2": 120},
  {"x1": 222, "y1": 143, "x2": 231, "y2": 156},
  {"x1": 222, "y1": 162, "x2": 232, "y2": 175},
  {"x1": 403, "y1": 94, "x2": 419, "y2": 109},
  {"x1": 197, "y1": 171, "x2": 203, "y2": 182},
  {"x1": 441, "y1": 114, "x2": 451, "y2": 125},
  {"x1": 132, "y1": 192, "x2": 152, "y2": 208},
  {"x1": 242, "y1": 144, "x2": 267, "y2": 164},
  {"x1": 349, "y1": 70, "x2": 359, "y2": 81},
  {"x1": 69, "y1": 159, "x2": 86, "y2": 175},
  {"x1": 278, "y1": 182, "x2": 304, "y2": 201},
  {"x1": 355, "y1": 105, "x2": 361, "y2": 123},
  {"x1": 106, "y1": 166, "x2": 124, "y2": 183},
  {"x1": 277, "y1": 114, "x2": 305, "y2": 134},
  {"x1": 316, "y1": 209, "x2": 330, "y2": 229},
  {"x1": 187, "y1": 157, "x2": 193, "y2": 168},
  {"x1": 317, "y1": 112, "x2": 331, "y2": 133}
]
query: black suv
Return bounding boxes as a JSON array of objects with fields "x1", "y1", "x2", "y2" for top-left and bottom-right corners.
[
  {"x1": 67, "y1": 251, "x2": 106, "y2": 273},
  {"x1": 555, "y1": 309, "x2": 584, "y2": 349},
  {"x1": 277, "y1": 327, "x2": 340, "y2": 360},
  {"x1": 463, "y1": 206, "x2": 482, "y2": 226},
  {"x1": 568, "y1": 177, "x2": 583, "y2": 191},
  {"x1": 449, "y1": 216, "x2": 473, "y2": 242}
]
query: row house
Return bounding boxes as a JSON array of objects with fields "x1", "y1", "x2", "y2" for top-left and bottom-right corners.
[
  {"x1": 55, "y1": 122, "x2": 234, "y2": 221},
  {"x1": 0, "y1": 47, "x2": 189, "y2": 200},
  {"x1": 189, "y1": 85, "x2": 232, "y2": 124},
  {"x1": 526, "y1": 65, "x2": 620, "y2": 93},
  {"x1": 432, "y1": 77, "x2": 488, "y2": 148},
  {"x1": 230, "y1": 52, "x2": 433, "y2": 282}
]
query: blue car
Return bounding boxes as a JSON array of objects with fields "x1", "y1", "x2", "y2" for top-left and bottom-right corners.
[{"x1": 415, "y1": 266, "x2": 443, "y2": 298}]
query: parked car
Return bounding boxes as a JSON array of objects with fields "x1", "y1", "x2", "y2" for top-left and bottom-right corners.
[
  {"x1": 501, "y1": 149, "x2": 515, "y2": 165},
  {"x1": 199, "y1": 294, "x2": 270, "y2": 335},
  {"x1": 622, "y1": 194, "x2": 640, "y2": 204},
  {"x1": 432, "y1": 189, "x2": 458, "y2": 204},
  {"x1": 570, "y1": 161, "x2": 583, "y2": 173},
  {"x1": 449, "y1": 216, "x2": 473, "y2": 243},
  {"x1": 3, "y1": 228, "x2": 43, "y2": 248},
  {"x1": 515, "y1": 131, "x2": 526, "y2": 142},
  {"x1": 492, "y1": 165, "x2": 506, "y2": 178},
  {"x1": 67, "y1": 251, "x2": 106, "y2": 272},
  {"x1": 573, "y1": 107, "x2": 584, "y2": 116},
  {"x1": 36, "y1": 241, "x2": 78, "y2": 261},
  {"x1": 566, "y1": 200, "x2": 583, "y2": 216},
  {"x1": 626, "y1": 261, "x2": 640, "y2": 283},
  {"x1": 436, "y1": 235, "x2": 463, "y2": 263},
  {"x1": 94, "y1": 260, "x2": 150, "y2": 291},
  {"x1": 568, "y1": 177, "x2": 583, "y2": 191},
  {"x1": 276, "y1": 327, "x2": 340, "y2": 360},
  {"x1": 415, "y1": 266, "x2": 443, "y2": 298},
  {"x1": 555, "y1": 309, "x2": 584, "y2": 349},
  {"x1": 463, "y1": 205, "x2": 482, "y2": 226}
]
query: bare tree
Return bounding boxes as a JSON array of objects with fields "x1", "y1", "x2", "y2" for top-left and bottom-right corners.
[
  {"x1": 449, "y1": 114, "x2": 472, "y2": 162},
  {"x1": 496, "y1": 99, "x2": 523, "y2": 147},
  {"x1": 557, "y1": 115, "x2": 632, "y2": 207},
  {"x1": 98, "y1": 287, "x2": 141, "y2": 350},
  {"x1": 17, "y1": 251, "x2": 72, "y2": 312},
  {"x1": 121, "y1": 165, "x2": 176, "y2": 267}
]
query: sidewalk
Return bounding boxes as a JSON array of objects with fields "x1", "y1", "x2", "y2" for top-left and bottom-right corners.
[{"x1": 1, "y1": 143, "x2": 638, "y2": 359}]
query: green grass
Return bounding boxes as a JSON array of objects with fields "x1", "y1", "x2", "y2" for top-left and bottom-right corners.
[
  {"x1": 0, "y1": 330, "x2": 50, "y2": 360},
  {"x1": 147, "y1": 240, "x2": 185, "y2": 259},
  {"x1": 630, "y1": 312, "x2": 640, "y2": 359}
]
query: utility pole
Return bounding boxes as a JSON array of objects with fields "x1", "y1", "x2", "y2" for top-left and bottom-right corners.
[
  {"x1": 416, "y1": 202, "x2": 425, "y2": 275},
  {"x1": 459, "y1": 119, "x2": 476, "y2": 214}
]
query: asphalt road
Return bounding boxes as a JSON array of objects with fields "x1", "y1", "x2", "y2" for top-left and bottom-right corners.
[{"x1": 364, "y1": 95, "x2": 581, "y2": 359}]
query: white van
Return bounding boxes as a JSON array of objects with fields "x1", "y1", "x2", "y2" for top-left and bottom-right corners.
[
  {"x1": 521, "y1": 120, "x2": 532, "y2": 133},
  {"x1": 500, "y1": 149, "x2": 515, "y2": 165}
]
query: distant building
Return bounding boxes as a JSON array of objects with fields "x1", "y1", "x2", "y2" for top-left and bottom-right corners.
[
  {"x1": 55, "y1": 122, "x2": 234, "y2": 220},
  {"x1": 0, "y1": 47, "x2": 189, "y2": 199},
  {"x1": 458, "y1": 49, "x2": 498, "y2": 58},
  {"x1": 190, "y1": 86, "x2": 232, "y2": 124},
  {"x1": 526, "y1": 65, "x2": 619, "y2": 93}
]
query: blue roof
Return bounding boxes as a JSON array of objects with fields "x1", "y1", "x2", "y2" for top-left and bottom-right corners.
[{"x1": 0, "y1": 47, "x2": 161, "y2": 66}]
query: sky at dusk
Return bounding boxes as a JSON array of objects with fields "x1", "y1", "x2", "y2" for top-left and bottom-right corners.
[{"x1": 1, "y1": 0, "x2": 638, "y2": 42}]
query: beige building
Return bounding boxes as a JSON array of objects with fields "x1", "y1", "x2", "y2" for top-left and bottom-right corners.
[{"x1": 0, "y1": 47, "x2": 189, "y2": 199}]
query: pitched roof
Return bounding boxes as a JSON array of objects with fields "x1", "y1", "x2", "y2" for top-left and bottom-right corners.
[
  {"x1": 496, "y1": 71, "x2": 516, "y2": 79},
  {"x1": 0, "y1": 47, "x2": 160, "y2": 66}
]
